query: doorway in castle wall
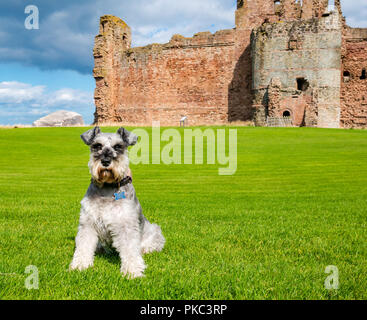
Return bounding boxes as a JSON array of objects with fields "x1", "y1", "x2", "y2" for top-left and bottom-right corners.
[
  {"x1": 283, "y1": 110, "x2": 291, "y2": 118},
  {"x1": 279, "y1": 96, "x2": 308, "y2": 127}
]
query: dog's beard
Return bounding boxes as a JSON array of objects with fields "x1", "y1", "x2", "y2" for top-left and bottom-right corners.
[
  {"x1": 91, "y1": 163, "x2": 121, "y2": 184},
  {"x1": 97, "y1": 167, "x2": 117, "y2": 184},
  {"x1": 89, "y1": 153, "x2": 129, "y2": 186}
]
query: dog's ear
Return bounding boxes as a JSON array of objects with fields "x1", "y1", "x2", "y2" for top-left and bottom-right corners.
[
  {"x1": 81, "y1": 127, "x2": 101, "y2": 146},
  {"x1": 117, "y1": 127, "x2": 138, "y2": 146}
]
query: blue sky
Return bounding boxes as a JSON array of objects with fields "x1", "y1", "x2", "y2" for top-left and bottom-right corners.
[{"x1": 0, "y1": 0, "x2": 366, "y2": 125}]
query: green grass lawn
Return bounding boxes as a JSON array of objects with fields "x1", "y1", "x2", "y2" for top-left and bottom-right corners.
[{"x1": 0, "y1": 126, "x2": 366, "y2": 300}]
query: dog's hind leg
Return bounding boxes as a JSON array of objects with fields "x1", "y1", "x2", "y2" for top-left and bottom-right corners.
[
  {"x1": 141, "y1": 219, "x2": 165, "y2": 254},
  {"x1": 69, "y1": 223, "x2": 98, "y2": 271}
]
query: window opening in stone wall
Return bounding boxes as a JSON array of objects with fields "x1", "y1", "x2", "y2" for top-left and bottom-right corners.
[
  {"x1": 343, "y1": 71, "x2": 350, "y2": 82},
  {"x1": 289, "y1": 39, "x2": 298, "y2": 50},
  {"x1": 274, "y1": 1, "x2": 281, "y2": 12},
  {"x1": 361, "y1": 69, "x2": 366, "y2": 80},
  {"x1": 297, "y1": 78, "x2": 309, "y2": 91},
  {"x1": 323, "y1": 0, "x2": 334, "y2": 16}
]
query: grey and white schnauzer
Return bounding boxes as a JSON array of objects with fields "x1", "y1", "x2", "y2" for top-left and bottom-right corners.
[{"x1": 70, "y1": 127, "x2": 165, "y2": 279}]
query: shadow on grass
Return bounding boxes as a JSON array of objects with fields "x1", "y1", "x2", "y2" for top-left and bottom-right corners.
[
  {"x1": 96, "y1": 248, "x2": 121, "y2": 265},
  {"x1": 66, "y1": 236, "x2": 121, "y2": 265}
]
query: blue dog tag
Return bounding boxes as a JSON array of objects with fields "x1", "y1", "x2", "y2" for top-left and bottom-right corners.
[{"x1": 114, "y1": 192, "x2": 126, "y2": 201}]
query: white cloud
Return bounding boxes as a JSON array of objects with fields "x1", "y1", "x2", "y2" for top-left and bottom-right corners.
[
  {"x1": 0, "y1": 81, "x2": 45, "y2": 104},
  {"x1": 0, "y1": 81, "x2": 93, "y2": 124},
  {"x1": 48, "y1": 88, "x2": 93, "y2": 106},
  {"x1": 0, "y1": 81, "x2": 93, "y2": 107},
  {"x1": 0, "y1": 0, "x2": 236, "y2": 73}
]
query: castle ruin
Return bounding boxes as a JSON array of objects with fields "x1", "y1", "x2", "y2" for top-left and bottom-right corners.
[{"x1": 93, "y1": 0, "x2": 367, "y2": 128}]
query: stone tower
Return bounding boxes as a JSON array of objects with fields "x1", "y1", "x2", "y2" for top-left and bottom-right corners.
[
  {"x1": 93, "y1": 15, "x2": 131, "y2": 124},
  {"x1": 252, "y1": 7, "x2": 343, "y2": 128},
  {"x1": 230, "y1": 0, "x2": 276, "y2": 121}
]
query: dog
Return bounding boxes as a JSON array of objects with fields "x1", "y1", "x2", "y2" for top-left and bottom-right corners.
[{"x1": 70, "y1": 127, "x2": 165, "y2": 279}]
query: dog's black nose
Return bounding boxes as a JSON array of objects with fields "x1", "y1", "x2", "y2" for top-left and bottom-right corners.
[{"x1": 101, "y1": 159, "x2": 111, "y2": 167}]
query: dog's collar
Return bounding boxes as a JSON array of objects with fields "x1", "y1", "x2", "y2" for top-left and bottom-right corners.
[
  {"x1": 92, "y1": 175, "x2": 132, "y2": 189},
  {"x1": 113, "y1": 175, "x2": 133, "y2": 189}
]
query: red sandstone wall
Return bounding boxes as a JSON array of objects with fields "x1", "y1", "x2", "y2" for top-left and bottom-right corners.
[
  {"x1": 341, "y1": 27, "x2": 367, "y2": 128},
  {"x1": 112, "y1": 31, "x2": 236, "y2": 126},
  {"x1": 94, "y1": 16, "x2": 132, "y2": 124},
  {"x1": 93, "y1": 1, "x2": 366, "y2": 128},
  {"x1": 94, "y1": 1, "x2": 280, "y2": 126}
]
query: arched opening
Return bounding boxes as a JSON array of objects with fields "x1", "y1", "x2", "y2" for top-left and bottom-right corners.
[{"x1": 283, "y1": 110, "x2": 291, "y2": 118}]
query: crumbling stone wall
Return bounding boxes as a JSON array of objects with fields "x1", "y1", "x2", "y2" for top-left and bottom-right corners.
[
  {"x1": 94, "y1": 16, "x2": 236, "y2": 126},
  {"x1": 252, "y1": 9, "x2": 342, "y2": 128},
  {"x1": 340, "y1": 27, "x2": 367, "y2": 128},
  {"x1": 115, "y1": 31, "x2": 236, "y2": 126},
  {"x1": 93, "y1": 1, "x2": 367, "y2": 129},
  {"x1": 230, "y1": 0, "x2": 275, "y2": 122},
  {"x1": 93, "y1": 0, "x2": 293, "y2": 126},
  {"x1": 94, "y1": 16, "x2": 132, "y2": 123},
  {"x1": 267, "y1": 78, "x2": 313, "y2": 127}
]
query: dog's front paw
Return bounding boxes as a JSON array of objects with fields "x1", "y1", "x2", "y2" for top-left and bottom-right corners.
[
  {"x1": 121, "y1": 258, "x2": 146, "y2": 279},
  {"x1": 69, "y1": 260, "x2": 93, "y2": 271},
  {"x1": 124, "y1": 270, "x2": 145, "y2": 279}
]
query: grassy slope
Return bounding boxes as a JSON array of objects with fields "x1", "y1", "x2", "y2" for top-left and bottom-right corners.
[{"x1": 0, "y1": 127, "x2": 366, "y2": 300}]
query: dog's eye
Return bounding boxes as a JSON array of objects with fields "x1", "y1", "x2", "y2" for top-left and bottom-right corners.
[
  {"x1": 92, "y1": 143, "x2": 102, "y2": 151},
  {"x1": 113, "y1": 144, "x2": 123, "y2": 152}
]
